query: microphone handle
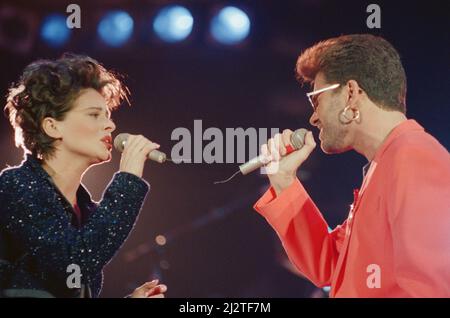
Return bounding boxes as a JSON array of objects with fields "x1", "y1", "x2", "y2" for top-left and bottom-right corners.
[
  {"x1": 115, "y1": 133, "x2": 167, "y2": 163},
  {"x1": 238, "y1": 128, "x2": 308, "y2": 175},
  {"x1": 149, "y1": 150, "x2": 167, "y2": 163},
  {"x1": 239, "y1": 154, "x2": 270, "y2": 175}
]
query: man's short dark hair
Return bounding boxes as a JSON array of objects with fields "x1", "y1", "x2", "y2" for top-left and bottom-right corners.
[{"x1": 296, "y1": 34, "x2": 407, "y2": 113}]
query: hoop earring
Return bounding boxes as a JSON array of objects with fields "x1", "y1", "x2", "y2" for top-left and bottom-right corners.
[{"x1": 339, "y1": 105, "x2": 360, "y2": 125}]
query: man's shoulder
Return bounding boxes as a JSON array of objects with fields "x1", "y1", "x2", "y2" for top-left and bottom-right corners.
[
  {"x1": 384, "y1": 128, "x2": 448, "y2": 161},
  {"x1": 379, "y1": 128, "x2": 450, "y2": 179}
]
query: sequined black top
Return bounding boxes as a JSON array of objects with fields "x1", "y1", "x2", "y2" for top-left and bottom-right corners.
[{"x1": 0, "y1": 154, "x2": 150, "y2": 297}]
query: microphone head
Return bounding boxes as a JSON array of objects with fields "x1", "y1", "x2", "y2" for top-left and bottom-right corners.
[
  {"x1": 113, "y1": 133, "x2": 130, "y2": 152},
  {"x1": 291, "y1": 128, "x2": 308, "y2": 149}
]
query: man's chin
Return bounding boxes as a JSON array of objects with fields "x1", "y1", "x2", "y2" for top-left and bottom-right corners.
[
  {"x1": 320, "y1": 141, "x2": 349, "y2": 154},
  {"x1": 321, "y1": 145, "x2": 337, "y2": 154}
]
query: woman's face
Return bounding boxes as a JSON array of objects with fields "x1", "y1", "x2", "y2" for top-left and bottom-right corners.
[{"x1": 56, "y1": 88, "x2": 116, "y2": 164}]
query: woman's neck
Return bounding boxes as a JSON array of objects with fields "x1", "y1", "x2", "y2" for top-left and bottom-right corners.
[{"x1": 41, "y1": 152, "x2": 89, "y2": 207}]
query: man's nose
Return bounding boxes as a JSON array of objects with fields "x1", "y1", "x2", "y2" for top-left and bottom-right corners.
[{"x1": 309, "y1": 111, "x2": 319, "y2": 127}]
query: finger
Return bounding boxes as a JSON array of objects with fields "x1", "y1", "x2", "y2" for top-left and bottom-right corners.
[
  {"x1": 268, "y1": 137, "x2": 280, "y2": 162},
  {"x1": 120, "y1": 135, "x2": 138, "y2": 168},
  {"x1": 296, "y1": 131, "x2": 316, "y2": 158},
  {"x1": 141, "y1": 141, "x2": 160, "y2": 157},
  {"x1": 260, "y1": 143, "x2": 271, "y2": 164},
  {"x1": 273, "y1": 133, "x2": 284, "y2": 158},
  {"x1": 141, "y1": 279, "x2": 159, "y2": 289},
  {"x1": 281, "y1": 129, "x2": 293, "y2": 150},
  {"x1": 123, "y1": 134, "x2": 141, "y2": 152},
  {"x1": 126, "y1": 135, "x2": 158, "y2": 156},
  {"x1": 267, "y1": 138, "x2": 274, "y2": 157},
  {"x1": 127, "y1": 135, "x2": 147, "y2": 156},
  {"x1": 121, "y1": 136, "x2": 148, "y2": 170},
  {"x1": 150, "y1": 284, "x2": 167, "y2": 294},
  {"x1": 261, "y1": 143, "x2": 269, "y2": 157},
  {"x1": 148, "y1": 294, "x2": 164, "y2": 298},
  {"x1": 158, "y1": 284, "x2": 167, "y2": 293},
  {"x1": 304, "y1": 131, "x2": 316, "y2": 149},
  {"x1": 146, "y1": 285, "x2": 167, "y2": 297},
  {"x1": 121, "y1": 135, "x2": 143, "y2": 163},
  {"x1": 127, "y1": 137, "x2": 154, "y2": 161}
]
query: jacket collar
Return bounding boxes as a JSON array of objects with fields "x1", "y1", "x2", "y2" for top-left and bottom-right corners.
[
  {"x1": 21, "y1": 154, "x2": 95, "y2": 215},
  {"x1": 22, "y1": 154, "x2": 92, "y2": 202}
]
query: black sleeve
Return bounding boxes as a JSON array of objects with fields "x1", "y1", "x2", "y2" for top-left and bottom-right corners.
[{"x1": 0, "y1": 171, "x2": 149, "y2": 283}]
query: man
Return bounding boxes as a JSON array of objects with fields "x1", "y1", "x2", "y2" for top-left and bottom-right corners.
[{"x1": 254, "y1": 34, "x2": 450, "y2": 297}]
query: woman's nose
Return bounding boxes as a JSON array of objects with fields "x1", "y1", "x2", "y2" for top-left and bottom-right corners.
[{"x1": 105, "y1": 118, "x2": 116, "y2": 132}]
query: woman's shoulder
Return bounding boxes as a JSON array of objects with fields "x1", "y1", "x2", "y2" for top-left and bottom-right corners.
[
  {"x1": 1, "y1": 163, "x2": 24, "y2": 181},
  {"x1": 0, "y1": 158, "x2": 38, "y2": 191}
]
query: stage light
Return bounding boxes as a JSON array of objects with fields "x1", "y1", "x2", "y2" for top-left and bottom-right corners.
[
  {"x1": 153, "y1": 5, "x2": 193, "y2": 43},
  {"x1": 97, "y1": 10, "x2": 134, "y2": 47},
  {"x1": 40, "y1": 14, "x2": 71, "y2": 47},
  {"x1": 210, "y1": 6, "x2": 250, "y2": 45}
]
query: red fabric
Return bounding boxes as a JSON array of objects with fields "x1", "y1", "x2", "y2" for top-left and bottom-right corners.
[
  {"x1": 254, "y1": 120, "x2": 450, "y2": 297},
  {"x1": 72, "y1": 203, "x2": 82, "y2": 225}
]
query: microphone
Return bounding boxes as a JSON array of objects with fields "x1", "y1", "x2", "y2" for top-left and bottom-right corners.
[
  {"x1": 113, "y1": 133, "x2": 167, "y2": 163},
  {"x1": 238, "y1": 128, "x2": 308, "y2": 175}
]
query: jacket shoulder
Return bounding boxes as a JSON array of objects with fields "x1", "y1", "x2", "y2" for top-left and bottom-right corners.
[
  {"x1": 0, "y1": 162, "x2": 34, "y2": 193},
  {"x1": 379, "y1": 129, "x2": 450, "y2": 184},
  {"x1": 384, "y1": 129, "x2": 449, "y2": 163}
]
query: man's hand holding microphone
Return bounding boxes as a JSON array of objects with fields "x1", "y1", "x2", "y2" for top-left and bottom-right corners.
[{"x1": 260, "y1": 129, "x2": 316, "y2": 195}]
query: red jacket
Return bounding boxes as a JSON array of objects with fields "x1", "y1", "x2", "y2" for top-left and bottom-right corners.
[{"x1": 254, "y1": 120, "x2": 450, "y2": 297}]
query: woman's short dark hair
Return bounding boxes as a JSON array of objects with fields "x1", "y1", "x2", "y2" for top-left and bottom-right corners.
[
  {"x1": 4, "y1": 53, "x2": 129, "y2": 160},
  {"x1": 296, "y1": 34, "x2": 407, "y2": 113}
]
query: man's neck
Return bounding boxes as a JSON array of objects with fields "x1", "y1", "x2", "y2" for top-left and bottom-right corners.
[
  {"x1": 42, "y1": 152, "x2": 89, "y2": 207},
  {"x1": 353, "y1": 111, "x2": 407, "y2": 161}
]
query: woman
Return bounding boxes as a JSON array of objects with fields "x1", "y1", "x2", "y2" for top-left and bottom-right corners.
[{"x1": 0, "y1": 54, "x2": 166, "y2": 298}]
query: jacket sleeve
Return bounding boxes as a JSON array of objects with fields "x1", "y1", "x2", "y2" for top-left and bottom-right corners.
[
  {"x1": 254, "y1": 178, "x2": 347, "y2": 287},
  {"x1": 386, "y1": 143, "x2": 450, "y2": 297},
  {"x1": 0, "y1": 171, "x2": 149, "y2": 283}
]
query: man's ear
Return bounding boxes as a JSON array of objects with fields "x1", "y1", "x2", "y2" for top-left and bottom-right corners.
[
  {"x1": 346, "y1": 80, "x2": 364, "y2": 110},
  {"x1": 42, "y1": 117, "x2": 63, "y2": 139}
]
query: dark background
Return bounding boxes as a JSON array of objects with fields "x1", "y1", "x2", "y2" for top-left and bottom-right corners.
[{"x1": 0, "y1": 0, "x2": 448, "y2": 297}]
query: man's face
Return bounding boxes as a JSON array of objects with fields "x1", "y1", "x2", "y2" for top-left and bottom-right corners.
[{"x1": 308, "y1": 73, "x2": 352, "y2": 154}]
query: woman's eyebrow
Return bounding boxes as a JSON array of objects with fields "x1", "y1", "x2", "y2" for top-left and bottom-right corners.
[
  {"x1": 84, "y1": 106, "x2": 104, "y2": 111},
  {"x1": 84, "y1": 106, "x2": 111, "y2": 118}
]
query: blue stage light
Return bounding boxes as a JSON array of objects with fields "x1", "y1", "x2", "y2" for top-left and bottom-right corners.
[
  {"x1": 97, "y1": 11, "x2": 134, "y2": 47},
  {"x1": 40, "y1": 14, "x2": 71, "y2": 47},
  {"x1": 210, "y1": 6, "x2": 250, "y2": 45},
  {"x1": 153, "y1": 5, "x2": 194, "y2": 43}
]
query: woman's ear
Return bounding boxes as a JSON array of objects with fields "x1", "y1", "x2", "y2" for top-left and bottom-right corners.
[{"x1": 42, "y1": 117, "x2": 63, "y2": 139}]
